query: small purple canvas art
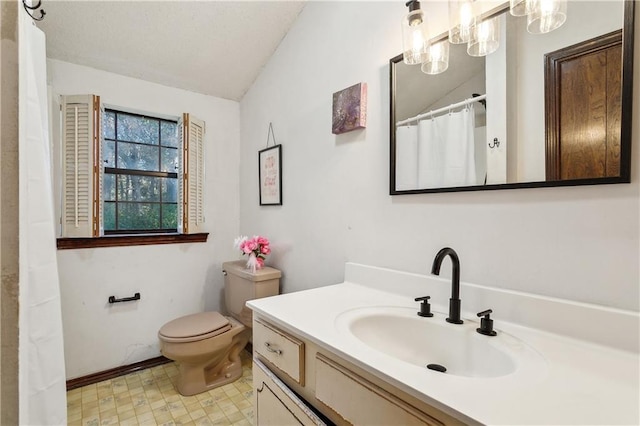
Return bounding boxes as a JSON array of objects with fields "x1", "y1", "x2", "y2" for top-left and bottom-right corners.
[{"x1": 332, "y1": 82, "x2": 367, "y2": 135}]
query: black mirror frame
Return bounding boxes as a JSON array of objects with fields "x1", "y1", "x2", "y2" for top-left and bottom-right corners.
[{"x1": 389, "y1": 0, "x2": 634, "y2": 195}]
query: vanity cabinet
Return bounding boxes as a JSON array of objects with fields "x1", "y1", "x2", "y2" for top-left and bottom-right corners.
[
  {"x1": 252, "y1": 317, "x2": 465, "y2": 426},
  {"x1": 254, "y1": 358, "x2": 324, "y2": 425},
  {"x1": 254, "y1": 318, "x2": 305, "y2": 385}
]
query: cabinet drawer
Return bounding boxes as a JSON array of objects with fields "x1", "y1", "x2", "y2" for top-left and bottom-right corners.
[
  {"x1": 254, "y1": 358, "x2": 325, "y2": 426},
  {"x1": 315, "y1": 354, "x2": 444, "y2": 426},
  {"x1": 254, "y1": 319, "x2": 305, "y2": 385}
]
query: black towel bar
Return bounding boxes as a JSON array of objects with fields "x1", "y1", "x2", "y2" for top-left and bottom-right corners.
[{"x1": 108, "y1": 293, "x2": 141, "y2": 304}]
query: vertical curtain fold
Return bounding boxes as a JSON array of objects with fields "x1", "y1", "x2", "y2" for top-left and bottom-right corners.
[
  {"x1": 18, "y1": 10, "x2": 68, "y2": 425},
  {"x1": 395, "y1": 125, "x2": 419, "y2": 190},
  {"x1": 443, "y1": 106, "x2": 477, "y2": 186},
  {"x1": 418, "y1": 116, "x2": 444, "y2": 188}
]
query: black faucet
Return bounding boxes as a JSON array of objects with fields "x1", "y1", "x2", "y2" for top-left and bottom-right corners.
[{"x1": 431, "y1": 247, "x2": 463, "y2": 324}]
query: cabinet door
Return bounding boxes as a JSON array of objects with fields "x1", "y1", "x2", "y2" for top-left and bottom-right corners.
[
  {"x1": 257, "y1": 380, "x2": 303, "y2": 426},
  {"x1": 254, "y1": 358, "x2": 326, "y2": 426},
  {"x1": 545, "y1": 30, "x2": 623, "y2": 180},
  {"x1": 315, "y1": 354, "x2": 444, "y2": 426}
]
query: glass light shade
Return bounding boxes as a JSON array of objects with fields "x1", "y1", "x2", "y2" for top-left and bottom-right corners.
[
  {"x1": 448, "y1": 0, "x2": 477, "y2": 44},
  {"x1": 467, "y1": 17, "x2": 500, "y2": 57},
  {"x1": 509, "y1": 0, "x2": 528, "y2": 16},
  {"x1": 402, "y1": 9, "x2": 430, "y2": 65},
  {"x1": 421, "y1": 41, "x2": 450, "y2": 75},
  {"x1": 527, "y1": 0, "x2": 567, "y2": 34}
]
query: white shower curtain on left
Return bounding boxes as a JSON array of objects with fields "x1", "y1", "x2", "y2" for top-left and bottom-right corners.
[
  {"x1": 18, "y1": 8, "x2": 67, "y2": 425},
  {"x1": 395, "y1": 125, "x2": 418, "y2": 190},
  {"x1": 417, "y1": 106, "x2": 477, "y2": 188}
]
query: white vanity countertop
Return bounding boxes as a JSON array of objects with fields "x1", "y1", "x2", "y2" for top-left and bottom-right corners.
[{"x1": 247, "y1": 281, "x2": 640, "y2": 425}]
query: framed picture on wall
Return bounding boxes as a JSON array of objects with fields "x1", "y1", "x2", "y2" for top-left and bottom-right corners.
[{"x1": 258, "y1": 144, "x2": 282, "y2": 206}]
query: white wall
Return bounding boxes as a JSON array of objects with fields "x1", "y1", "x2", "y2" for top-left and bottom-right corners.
[
  {"x1": 48, "y1": 60, "x2": 241, "y2": 379},
  {"x1": 239, "y1": 2, "x2": 639, "y2": 313},
  {"x1": 485, "y1": 14, "x2": 508, "y2": 184}
]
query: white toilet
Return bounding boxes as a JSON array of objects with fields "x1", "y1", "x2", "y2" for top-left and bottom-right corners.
[{"x1": 158, "y1": 260, "x2": 281, "y2": 396}]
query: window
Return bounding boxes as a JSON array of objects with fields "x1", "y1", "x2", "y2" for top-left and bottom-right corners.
[
  {"x1": 58, "y1": 94, "x2": 207, "y2": 247},
  {"x1": 102, "y1": 110, "x2": 179, "y2": 234}
]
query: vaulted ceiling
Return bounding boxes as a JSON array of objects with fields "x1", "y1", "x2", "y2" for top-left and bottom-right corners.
[{"x1": 37, "y1": 1, "x2": 306, "y2": 101}]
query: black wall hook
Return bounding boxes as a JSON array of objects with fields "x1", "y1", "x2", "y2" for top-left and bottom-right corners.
[
  {"x1": 108, "y1": 293, "x2": 141, "y2": 304},
  {"x1": 488, "y1": 138, "x2": 500, "y2": 149},
  {"x1": 23, "y1": 0, "x2": 46, "y2": 21}
]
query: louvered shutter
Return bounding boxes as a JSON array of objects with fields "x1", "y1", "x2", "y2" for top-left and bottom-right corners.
[
  {"x1": 180, "y1": 113, "x2": 205, "y2": 234},
  {"x1": 61, "y1": 95, "x2": 101, "y2": 237}
]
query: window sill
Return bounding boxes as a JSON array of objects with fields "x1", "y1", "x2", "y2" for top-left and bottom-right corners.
[{"x1": 56, "y1": 233, "x2": 209, "y2": 250}]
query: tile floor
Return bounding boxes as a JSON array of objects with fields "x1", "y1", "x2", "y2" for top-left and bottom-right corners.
[{"x1": 67, "y1": 351, "x2": 254, "y2": 426}]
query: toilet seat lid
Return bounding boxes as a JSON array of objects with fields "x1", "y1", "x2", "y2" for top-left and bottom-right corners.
[{"x1": 159, "y1": 311, "x2": 230, "y2": 340}]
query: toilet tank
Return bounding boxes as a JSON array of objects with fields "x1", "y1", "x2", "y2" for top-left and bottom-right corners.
[{"x1": 222, "y1": 260, "x2": 281, "y2": 328}]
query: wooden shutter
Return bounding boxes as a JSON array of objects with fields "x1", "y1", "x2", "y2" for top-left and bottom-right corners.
[
  {"x1": 181, "y1": 113, "x2": 205, "y2": 234},
  {"x1": 61, "y1": 95, "x2": 101, "y2": 237}
]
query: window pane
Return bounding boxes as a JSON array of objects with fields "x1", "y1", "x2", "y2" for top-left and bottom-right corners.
[
  {"x1": 104, "y1": 173, "x2": 116, "y2": 201},
  {"x1": 161, "y1": 178, "x2": 178, "y2": 203},
  {"x1": 161, "y1": 204, "x2": 178, "y2": 229},
  {"x1": 161, "y1": 121, "x2": 179, "y2": 148},
  {"x1": 116, "y1": 141, "x2": 159, "y2": 171},
  {"x1": 117, "y1": 203, "x2": 160, "y2": 230},
  {"x1": 104, "y1": 202, "x2": 116, "y2": 231},
  {"x1": 117, "y1": 175, "x2": 160, "y2": 202},
  {"x1": 161, "y1": 147, "x2": 179, "y2": 172},
  {"x1": 117, "y1": 113, "x2": 159, "y2": 145},
  {"x1": 100, "y1": 109, "x2": 181, "y2": 233},
  {"x1": 104, "y1": 140, "x2": 115, "y2": 167},
  {"x1": 103, "y1": 111, "x2": 115, "y2": 140}
]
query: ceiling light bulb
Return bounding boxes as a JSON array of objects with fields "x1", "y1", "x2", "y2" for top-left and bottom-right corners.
[
  {"x1": 402, "y1": 1, "x2": 430, "y2": 65},
  {"x1": 467, "y1": 16, "x2": 500, "y2": 57},
  {"x1": 421, "y1": 40, "x2": 450, "y2": 75},
  {"x1": 449, "y1": 0, "x2": 477, "y2": 44},
  {"x1": 510, "y1": 0, "x2": 528, "y2": 16},
  {"x1": 527, "y1": 0, "x2": 567, "y2": 34}
]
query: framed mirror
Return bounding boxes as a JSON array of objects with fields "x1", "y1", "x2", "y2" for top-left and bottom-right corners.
[{"x1": 390, "y1": 0, "x2": 634, "y2": 194}]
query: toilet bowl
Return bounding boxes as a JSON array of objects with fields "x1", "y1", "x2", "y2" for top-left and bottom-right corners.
[
  {"x1": 158, "y1": 260, "x2": 281, "y2": 396},
  {"x1": 158, "y1": 311, "x2": 249, "y2": 396}
]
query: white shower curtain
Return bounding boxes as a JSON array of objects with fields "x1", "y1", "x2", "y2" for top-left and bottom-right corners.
[
  {"x1": 395, "y1": 125, "x2": 418, "y2": 190},
  {"x1": 417, "y1": 116, "x2": 445, "y2": 188},
  {"x1": 417, "y1": 106, "x2": 477, "y2": 188},
  {"x1": 18, "y1": 9, "x2": 67, "y2": 426}
]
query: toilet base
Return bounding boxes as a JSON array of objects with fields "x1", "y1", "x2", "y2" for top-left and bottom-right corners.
[{"x1": 174, "y1": 329, "x2": 250, "y2": 396}]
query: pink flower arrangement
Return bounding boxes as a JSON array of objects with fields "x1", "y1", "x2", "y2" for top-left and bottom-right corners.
[{"x1": 234, "y1": 235, "x2": 271, "y2": 270}]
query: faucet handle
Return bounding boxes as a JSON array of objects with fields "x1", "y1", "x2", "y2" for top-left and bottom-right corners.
[
  {"x1": 414, "y1": 296, "x2": 434, "y2": 317},
  {"x1": 476, "y1": 309, "x2": 497, "y2": 336}
]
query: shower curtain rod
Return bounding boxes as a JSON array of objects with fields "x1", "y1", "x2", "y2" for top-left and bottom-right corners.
[{"x1": 396, "y1": 93, "x2": 486, "y2": 127}]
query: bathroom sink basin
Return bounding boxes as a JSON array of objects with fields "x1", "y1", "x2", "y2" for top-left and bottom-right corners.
[{"x1": 335, "y1": 306, "x2": 544, "y2": 378}]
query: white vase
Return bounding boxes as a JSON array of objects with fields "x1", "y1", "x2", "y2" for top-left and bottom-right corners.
[{"x1": 246, "y1": 253, "x2": 259, "y2": 274}]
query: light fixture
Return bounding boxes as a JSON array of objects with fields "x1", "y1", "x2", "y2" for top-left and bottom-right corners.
[
  {"x1": 421, "y1": 40, "x2": 450, "y2": 75},
  {"x1": 526, "y1": 0, "x2": 567, "y2": 34},
  {"x1": 401, "y1": 0, "x2": 430, "y2": 65},
  {"x1": 467, "y1": 16, "x2": 500, "y2": 57},
  {"x1": 448, "y1": 0, "x2": 476, "y2": 44},
  {"x1": 509, "y1": 0, "x2": 528, "y2": 16},
  {"x1": 399, "y1": 0, "x2": 567, "y2": 74}
]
